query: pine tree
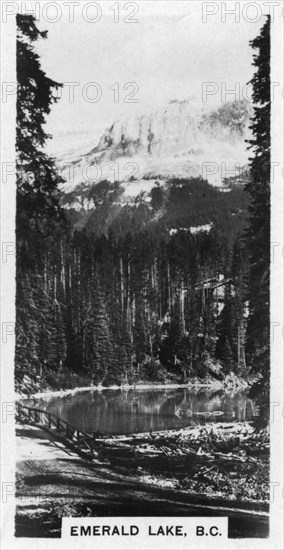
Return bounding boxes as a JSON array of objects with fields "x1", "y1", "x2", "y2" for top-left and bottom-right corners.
[
  {"x1": 109, "y1": 303, "x2": 132, "y2": 382},
  {"x1": 245, "y1": 17, "x2": 270, "y2": 387},
  {"x1": 15, "y1": 273, "x2": 40, "y2": 382},
  {"x1": 231, "y1": 239, "x2": 248, "y2": 375},
  {"x1": 84, "y1": 281, "x2": 113, "y2": 384},
  {"x1": 15, "y1": 14, "x2": 65, "y2": 388},
  {"x1": 161, "y1": 298, "x2": 184, "y2": 371},
  {"x1": 16, "y1": 14, "x2": 63, "y2": 225},
  {"x1": 133, "y1": 300, "x2": 148, "y2": 365}
]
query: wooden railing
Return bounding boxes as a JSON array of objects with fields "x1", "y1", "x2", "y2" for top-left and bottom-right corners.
[{"x1": 16, "y1": 402, "x2": 96, "y2": 459}]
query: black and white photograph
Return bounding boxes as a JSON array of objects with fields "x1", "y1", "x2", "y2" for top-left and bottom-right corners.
[{"x1": 0, "y1": 0, "x2": 283, "y2": 547}]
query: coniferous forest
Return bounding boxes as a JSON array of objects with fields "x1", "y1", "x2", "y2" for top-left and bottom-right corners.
[{"x1": 15, "y1": 13, "x2": 270, "y2": 409}]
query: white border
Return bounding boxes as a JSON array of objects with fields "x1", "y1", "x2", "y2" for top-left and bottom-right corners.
[{"x1": 0, "y1": 1, "x2": 283, "y2": 548}]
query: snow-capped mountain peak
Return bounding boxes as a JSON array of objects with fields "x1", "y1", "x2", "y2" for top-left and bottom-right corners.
[{"x1": 58, "y1": 98, "x2": 251, "y2": 209}]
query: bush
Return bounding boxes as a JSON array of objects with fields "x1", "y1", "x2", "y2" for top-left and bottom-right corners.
[{"x1": 103, "y1": 373, "x2": 121, "y2": 387}]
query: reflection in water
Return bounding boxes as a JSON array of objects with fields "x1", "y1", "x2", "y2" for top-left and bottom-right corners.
[{"x1": 33, "y1": 387, "x2": 258, "y2": 435}]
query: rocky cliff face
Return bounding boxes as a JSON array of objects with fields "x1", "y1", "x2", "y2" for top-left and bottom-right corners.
[
  {"x1": 95, "y1": 99, "x2": 249, "y2": 160},
  {"x1": 95, "y1": 100, "x2": 201, "y2": 159},
  {"x1": 59, "y1": 99, "x2": 251, "y2": 206}
]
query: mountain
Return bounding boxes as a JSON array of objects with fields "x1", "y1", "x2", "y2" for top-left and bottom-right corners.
[{"x1": 58, "y1": 99, "x2": 252, "y2": 213}]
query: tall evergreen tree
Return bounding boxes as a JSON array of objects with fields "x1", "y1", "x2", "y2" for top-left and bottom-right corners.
[
  {"x1": 16, "y1": 14, "x2": 64, "y2": 229},
  {"x1": 16, "y1": 14, "x2": 65, "y2": 388},
  {"x1": 245, "y1": 17, "x2": 270, "y2": 388}
]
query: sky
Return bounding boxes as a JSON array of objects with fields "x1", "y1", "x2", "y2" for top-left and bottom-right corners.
[{"x1": 32, "y1": 1, "x2": 265, "y2": 155}]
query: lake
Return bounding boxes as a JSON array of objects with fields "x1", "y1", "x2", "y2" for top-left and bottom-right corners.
[{"x1": 32, "y1": 386, "x2": 258, "y2": 435}]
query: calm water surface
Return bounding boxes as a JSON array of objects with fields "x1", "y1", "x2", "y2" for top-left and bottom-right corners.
[{"x1": 33, "y1": 387, "x2": 258, "y2": 435}]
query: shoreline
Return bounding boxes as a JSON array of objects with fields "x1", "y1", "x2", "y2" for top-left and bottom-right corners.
[
  {"x1": 16, "y1": 376, "x2": 249, "y2": 401},
  {"x1": 17, "y1": 381, "x2": 221, "y2": 401}
]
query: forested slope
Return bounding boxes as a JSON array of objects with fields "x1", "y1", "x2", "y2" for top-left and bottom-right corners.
[
  {"x1": 15, "y1": 14, "x2": 270, "y2": 400},
  {"x1": 16, "y1": 172, "x2": 250, "y2": 389}
]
